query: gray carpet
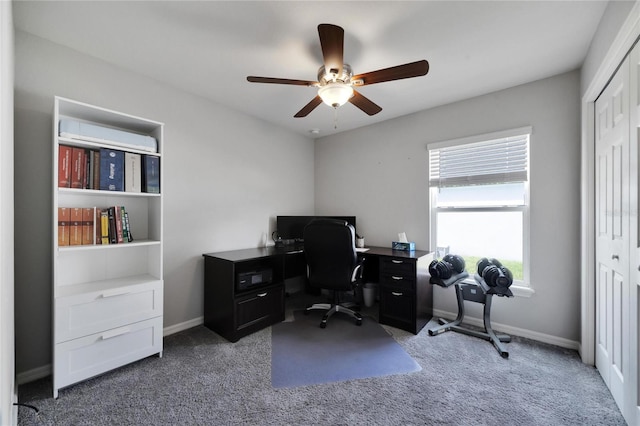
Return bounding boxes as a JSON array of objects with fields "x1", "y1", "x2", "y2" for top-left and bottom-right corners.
[
  {"x1": 16, "y1": 293, "x2": 625, "y2": 425},
  {"x1": 272, "y1": 310, "x2": 420, "y2": 388}
]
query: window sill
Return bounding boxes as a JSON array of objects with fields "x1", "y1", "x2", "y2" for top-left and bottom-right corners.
[{"x1": 510, "y1": 285, "x2": 535, "y2": 298}]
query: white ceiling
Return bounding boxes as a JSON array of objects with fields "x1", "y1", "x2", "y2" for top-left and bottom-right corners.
[{"x1": 13, "y1": 0, "x2": 609, "y2": 137}]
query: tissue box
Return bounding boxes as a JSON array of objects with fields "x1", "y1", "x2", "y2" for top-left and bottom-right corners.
[{"x1": 392, "y1": 241, "x2": 415, "y2": 251}]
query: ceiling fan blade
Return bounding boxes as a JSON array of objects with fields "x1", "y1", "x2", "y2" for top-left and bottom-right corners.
[
  {"x1": 318, "y1": 24, "x2": 344, "y2": 77},
  {"x1": 349, "y1": 90, "x2": 382, "y2": 116},
  {"x1": 352, "y1": 60, "x2": 429, "y2": 86},
  {"x1": 247, "y1": 76, "x2": 317, "y2": 86},
  {"x1": 294, "y1": 96, "x2": 323, "y2": 118}
]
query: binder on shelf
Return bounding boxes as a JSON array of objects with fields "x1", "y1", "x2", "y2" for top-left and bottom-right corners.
[
  {"x1": 69, "y1": 208, "x2": 83, "y2": 246},
  {"x1": 114, "y1": 206, "x2": 124, "y2": 244},
  {"x1": 86, "y1": 149, "x2": 96, "y2": 189},
  {"x1": 100, "y1": 210, "x2": 110, "y2": 245},
  {"x1": 92, "y1": 150, "x2": 100, "y2": 190},
  {"x1": 125, "y1": 152, "x2": 142, "y2": 193},
  {"x1": 142, "y1": 155, "x2": 160, "y2": 193},
  {"x1": 82, "y1": 208, "x2": 95, "y2": 245},
  {"x1": 58, "y1": 145, "x2": 72, "y2": 188},
  {"x1": 57, "y1": 207, "x2": 70, "y2": 246},
  {"x1": 85, "y1": 151, "x2": 91, "y2": 189},
  {"x1": 108, "y1": 207, "x2": 117, "y2": 244},
  {"x1": 83, "y1": 149, "x2": 90, "y2": 189},
  {"x1": 124, "y1": 211, "x2": 133, "y2": 242},
  {"x1": 70, "y1": 148, "x2": 85, "y2": 189},
  {"x1": 99, "y1": 148, "x2": 125, "y2": 191},
  {"x1": 120, "y1": 206, "x2": 129, "y2": 242},
  {"x1": 95, "y1": 208, "x2": 102, "y2": 244}
]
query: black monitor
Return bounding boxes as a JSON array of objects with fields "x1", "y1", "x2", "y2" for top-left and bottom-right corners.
[{"x1": 276, "y1": 215, "x2": 356, "y2": 241}]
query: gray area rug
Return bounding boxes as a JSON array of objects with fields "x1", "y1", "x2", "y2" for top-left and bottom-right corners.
[
  {"x1": 272, "y1": 310, "x2": 421, "y2": 388},
  {"x1": 16, "y1": 294, "x2": 625, "y2": 425}
]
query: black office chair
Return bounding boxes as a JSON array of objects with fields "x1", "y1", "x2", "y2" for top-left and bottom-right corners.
[{"x1": 303, "y1": 218, "x2": 364, "y2": 328}]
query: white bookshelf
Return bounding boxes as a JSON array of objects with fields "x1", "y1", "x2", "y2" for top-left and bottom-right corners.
[{"x1": 52, "y1": 97, "x2": 164, "y2": 398}]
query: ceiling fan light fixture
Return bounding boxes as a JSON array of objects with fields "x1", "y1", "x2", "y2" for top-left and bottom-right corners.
[
  {"x1": 247, "y1": 24, "x2": 428, "y2": 118},
  {"x1": 318, "y1": 82, "x2": 354, "y2": 108}
]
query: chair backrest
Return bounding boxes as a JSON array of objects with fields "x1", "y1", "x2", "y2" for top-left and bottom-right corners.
[{"x1": 303, "y1": 218, "x2": 358, "y2": 290}]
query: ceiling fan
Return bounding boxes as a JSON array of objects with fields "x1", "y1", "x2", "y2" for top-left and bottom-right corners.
[{"x1": 247, "y1": 23, "x2": 429, "y2": 118}]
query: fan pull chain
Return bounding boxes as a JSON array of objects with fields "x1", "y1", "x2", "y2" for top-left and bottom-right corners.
[{"x1": 333, "y1": 107, "x2": 339, "y2": 129}]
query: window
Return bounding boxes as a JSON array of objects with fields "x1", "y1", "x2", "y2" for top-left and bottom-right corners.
[{"x1": 428, "y1": 127, "x2": 531, "y2": 293}]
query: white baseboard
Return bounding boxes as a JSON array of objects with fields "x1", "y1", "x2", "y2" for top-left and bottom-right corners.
[
  {"x1": 16, "y1": 364, "x2": 50, "y2": 386},
  {"x1": 163, "y1": 316, "x2": 203, "y2": 336},
  {"x1": 431, "y1": 308, "x2": 580, "y2": 351}
]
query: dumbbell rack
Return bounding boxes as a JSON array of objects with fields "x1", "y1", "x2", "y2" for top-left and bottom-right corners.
[{"x1": 428, "y1": 273, "x2": 512, "y2": 358}]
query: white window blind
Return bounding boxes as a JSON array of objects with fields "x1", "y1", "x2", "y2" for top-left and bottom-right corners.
[{"x1": 429, "y1": 134, "x2": 529, "y2": 188}]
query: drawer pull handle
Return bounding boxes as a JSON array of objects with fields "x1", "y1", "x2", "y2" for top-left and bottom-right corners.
[
  {"x1": 257, "y1": 292, "x2": 268, "y2": 297},
  {"x1": 392, "y1": 276, "x2": 403, "y2": 280},
  {"x1": 101, "y1": 289, "x2": 131, "y2": 298},
  {"x1": 392, "y1": 260, "x2": 403, "y2": 264},
  {"x1": 391, "y1": 292, "x2": 403, "y2": 296},
  {"x1": 101, "y1": 327, "x2": 131, "y2": 340}
]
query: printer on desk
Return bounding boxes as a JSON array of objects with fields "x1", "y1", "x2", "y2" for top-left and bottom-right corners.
[{"x1": 236, "y1": 269, "x2": 273, "y2": 291}]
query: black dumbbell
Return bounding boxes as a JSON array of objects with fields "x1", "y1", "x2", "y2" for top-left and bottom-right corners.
[
  {"x1": 477, "y1": 258, "x2": 492, "y2": 276},
  {"x1": 482, "y1": 264, "x2": 501, "y2": 287},
  {"x1": 496, "y1": 266, "x2": 513, "y2": 287},
  {"x1": 477, "y1": 257, "x2": 513, "y2": 287},
  {"x1": 489, "y1": 258, "x2": 502, "y2": 268},
  {"x1": 443, "y1": 254, "x2": 465, "y2": 273},
  {"x1": 429, "y1": 259, "x2": 453, "y2": 279}
]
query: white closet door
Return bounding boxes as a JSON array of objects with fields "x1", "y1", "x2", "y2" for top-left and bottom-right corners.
[
  {"x1": 595, "y1": 54, "x2": 631, "y2": 415},
  {"x1": 628, "y1": 43, "x2": 640, "y2": 425}
]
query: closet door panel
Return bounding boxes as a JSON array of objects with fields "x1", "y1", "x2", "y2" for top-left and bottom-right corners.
[
  {"x1": 594, "y1": 55, "x2": 630, "y2": 416},
  {"x1": 628, "y1": 42, "x2": 640, "y2": 424}
]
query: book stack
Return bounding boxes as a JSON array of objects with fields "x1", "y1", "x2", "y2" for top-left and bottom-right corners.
[
  {"x1": 57, "y1": 206, "x2": 133, "y2": 246},
  {"x1": 57, "y1": 145, "x2": 159, "y2": 193}
]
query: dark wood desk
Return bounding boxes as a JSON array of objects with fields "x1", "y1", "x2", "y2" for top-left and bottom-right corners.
[{"x1": 203, "y1": 246, "x2": 433, "y2": 342}]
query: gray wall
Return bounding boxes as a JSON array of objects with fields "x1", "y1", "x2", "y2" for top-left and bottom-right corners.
[
  {"x1": 315, "y1": 71, "x2": 582, "y2": 343},
  {"x1": 581, "y1": 0, "x2": 636, "y2": 96},
  {"x1": 14, "y1": 31, "x2": 315, "y2": 374}
]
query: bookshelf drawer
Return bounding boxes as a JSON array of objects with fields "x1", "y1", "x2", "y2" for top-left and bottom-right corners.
[
  {"x1": 55, "y1": 280, "x2": 163, "y2": 342},
  {"x1": 53, "y1": 317, "x2": 162, "y2": 393}
]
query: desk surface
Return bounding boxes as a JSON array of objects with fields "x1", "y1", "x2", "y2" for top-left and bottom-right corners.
[
  {"x1": 359, "y1": 246, "x2": 431, "y2": 259},
  {"x1": 203, "y1": 245, "x2": 432, "y2": 262}
]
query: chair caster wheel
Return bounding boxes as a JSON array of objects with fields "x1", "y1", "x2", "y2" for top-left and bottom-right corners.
[
  {"x1": 320, "y1": 321, "x2": 327, "y2": 329},
  {"x1": 356, "y1": 319, "x2": 362, "y2": 326},
  {"x1": 303, "y1": 310, "x2": 310, "y2": 316}
]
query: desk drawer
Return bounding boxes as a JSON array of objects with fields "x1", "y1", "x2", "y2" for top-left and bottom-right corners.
[
  {"x1": 235, "y1": 285, "x2": 284, "y2": 336},
  {"x1": 379, "y1": 286, "x2": 415, "y2": 330},
  {"x1": 380, "y1": 272, "x2": 415, "y2": 291},
  {"x1": 380, "y1": 258, "x2": 415, "y2": 278},
  {"x1": 55, "y1": 281, "x2": 163, "y2": 343}
]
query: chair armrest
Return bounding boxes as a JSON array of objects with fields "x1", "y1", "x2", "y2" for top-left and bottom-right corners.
[{"x1": 351, "y1": 258, "x2": 365, "y2": 283}]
